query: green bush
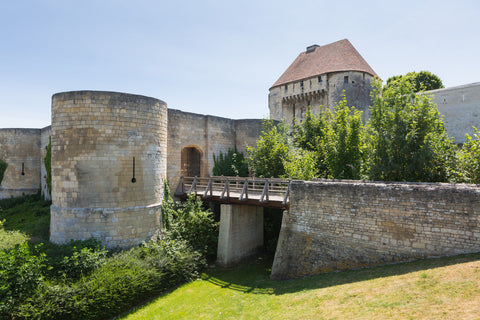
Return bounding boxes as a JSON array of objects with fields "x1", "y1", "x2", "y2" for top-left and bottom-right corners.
[
  {"x1": 13, "y1": 239, "x2": 202, "y2": 320},
  {"x1": 0, "y1": 159, "x2": 7, "y2": 186},
  {"x1": 213, "y1": 147, "x2": 249, "y2": 177},
  {"x1": 40, "y1": 239, "x2": 107, "y2": 280},
  {"x1": 162, "y1": 183, "x2": 218, "y2": 259},
  {"x1": 457, "y1": 127, "x2": 480, "y2": 183},
  {"x1": 0, "y1": 243, "x2": 47, "y2": 315}
]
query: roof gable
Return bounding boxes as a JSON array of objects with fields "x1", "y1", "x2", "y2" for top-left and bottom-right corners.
[{"x1": 271, "y1": 39, "x2": 378, "y2": 88}]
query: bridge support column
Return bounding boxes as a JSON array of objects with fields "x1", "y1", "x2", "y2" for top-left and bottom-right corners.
[{"x1": 217, "y1": 204, "x2": 263, "y2": 267}]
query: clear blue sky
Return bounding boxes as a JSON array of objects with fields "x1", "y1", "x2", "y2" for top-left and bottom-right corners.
[{"x1": 1, "y1": 0, "x2": 479, "y2": 128}]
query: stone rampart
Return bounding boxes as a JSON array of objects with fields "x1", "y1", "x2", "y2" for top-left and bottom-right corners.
[
  {"x1": 167, "y1": 109, "x2": 263, "y2": 190},
  {"x1": 0, "y1": 128, "x2": 41, "y2": 199},
  {"x1": 427, "y1": 82, "x2": 480, "y2": 144},
  {"x1": 50, "y1": 91, "x2": 167, "y2": 248},
  {"x1": 271, "y1": 180, "x2": 480, "y2": 279}
]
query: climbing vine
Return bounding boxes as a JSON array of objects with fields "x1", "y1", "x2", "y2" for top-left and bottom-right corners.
[
  {"x1": 0, "y1": 159, "x2": 7, "y2": 185},
  {"x1": 44, "y1": 137, "x2": 52, "y2": 195}
]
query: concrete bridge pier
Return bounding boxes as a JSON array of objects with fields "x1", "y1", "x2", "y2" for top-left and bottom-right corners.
[{"x1": 217, "y1": 204, "x2": 264, "y2": 267}]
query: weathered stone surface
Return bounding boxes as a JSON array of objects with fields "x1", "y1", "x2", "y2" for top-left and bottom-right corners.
[
  {"x1": 167, "y1": 109, "x2": 263, "y2": 190},
  {"x1": 0, "y1": 128, "x2": 42, "y2": 199},
  {"x1": 427, "y1": 82, "x2": 480, "y2": 144},
  {"x1": 50, "y1": 91, "x2": 167, "y2": 248},
  {"x1": 271, "y1": 180, "x2": 480, "y2": 280},
  {"x1": 217, "y1": 204, "x2": 263, "y2": 267}
]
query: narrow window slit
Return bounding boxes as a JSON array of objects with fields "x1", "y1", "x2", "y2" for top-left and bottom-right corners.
[{"x1": 131, "y1": 157, "x2": 136, "y2": 183}]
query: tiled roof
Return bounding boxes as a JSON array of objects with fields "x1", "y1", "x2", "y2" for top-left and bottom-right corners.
[{"x1": 271, "y1": 39, "x2": 378, "y2": 88}]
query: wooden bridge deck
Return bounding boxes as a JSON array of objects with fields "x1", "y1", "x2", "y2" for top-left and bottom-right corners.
[{"x1": 174, "y1": 176, "x2": 290, "y2": 209}]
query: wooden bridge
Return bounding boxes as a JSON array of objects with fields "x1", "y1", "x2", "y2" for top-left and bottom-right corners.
[{"x1": 174, "y1": 176, "x2": 291, "y2": 209}]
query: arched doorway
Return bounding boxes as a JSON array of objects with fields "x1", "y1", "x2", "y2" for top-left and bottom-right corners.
[{"x1": 181, "y1": 146, "x2": 202, "y2": 177}]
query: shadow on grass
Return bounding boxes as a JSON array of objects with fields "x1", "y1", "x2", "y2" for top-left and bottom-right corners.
[{"x1": 202, "y1": 252, "x2": 480, "y2": 295}]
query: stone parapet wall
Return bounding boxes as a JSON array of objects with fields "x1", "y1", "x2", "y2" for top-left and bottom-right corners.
[
  {"x1": 271, "y1": 180, "x2": 480, "y2": 279},
  {"x1": 0, "y1": 128, "x2": 42, "y2": 199}
]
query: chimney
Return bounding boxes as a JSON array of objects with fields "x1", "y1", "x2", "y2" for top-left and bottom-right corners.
[{"x1": 306, "y1": 44, "x2": 320, "y2": 53}]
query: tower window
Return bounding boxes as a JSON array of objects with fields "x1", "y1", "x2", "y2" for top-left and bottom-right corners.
[
  {"x1": 318, "y1": 76, "x2": 322, "y2": 83},
  {"x1": 284, "y1": 84, "x2": 288, "y2": 93},
  {"x1": 344, "y1": 76, "x2": 349, "y2": 84}
]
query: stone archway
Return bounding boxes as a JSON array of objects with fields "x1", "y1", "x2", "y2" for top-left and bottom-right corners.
[{"x1": 181, "y1": 146, "x2": 202, "y2": 177}]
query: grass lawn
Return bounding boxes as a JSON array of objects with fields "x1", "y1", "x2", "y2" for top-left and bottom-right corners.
[
  {"x1": 0, "y1": 193, "x2": 51, "y2": 242},
  {"x1": 121, "y1": 254, "x2": 480, "y2": 320}
]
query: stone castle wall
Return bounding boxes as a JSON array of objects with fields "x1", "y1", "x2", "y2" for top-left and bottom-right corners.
[
  {"x1": 271, "y1": 180, "x2": 480, "y2": 279},
  {"x1": 167, "y1": 109, "x2": 263, "y2": 190},
  {"x1": 49, "y1": 91, "x2": 167, "y2": 248},
  {"x1": 0, "y1": 128, "x2": 42, "y2": 199},
  {"x1": 428, "y1": 82, "x2": 480, "y2": 144},
  {"x1": 269, "y1": 71, "x2": 374, "y2": 124}
]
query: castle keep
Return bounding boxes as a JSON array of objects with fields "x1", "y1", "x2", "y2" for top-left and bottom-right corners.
[{"x1": 269, "y1": 39, "x2": 377, "y2": 124}]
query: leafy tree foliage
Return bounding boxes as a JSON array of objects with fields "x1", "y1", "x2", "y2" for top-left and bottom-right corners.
[
  {"x1": 212, "y1": 147, "x2": 248, "y2": 177},
  {"x1": 246, "y1": 120, "x2": 290, "y2": 178},
  {"x1": 292, "y1": 94, "x2": 367, "y2": 179},
  {"x1": 283, "y1": 148, "x2": 317, "y2": 180},
  {"x1": 368, "y1": 78, "x2": 456, "y2": 182},
  {"x1": 457, "y1": 127, "x2": 480, "y2": 184},
  {"x1": 386, "y1": 71, "x2": 444, "y2": 92},
  {"x1": 0, "y1": 159, "x2": 7, "y2": 185},
  {"x1": 162, "y1": 182, "x2": 218, "y2": 258},
  {"x1": 323, "y1": 95, "x2": 367, "y2": 179}
]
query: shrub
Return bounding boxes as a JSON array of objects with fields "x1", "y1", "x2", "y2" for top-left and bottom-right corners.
[
  {"x1": 14, "y1": 239, "x2": 203, "y2": 320},
  {"x1": 0, "y1": 159, "x2": 7, "y2": 185},
  {"x1": 0, "y1": 243, "x2": 46, "y2": 315},
  {"x1": 213, "y1": 147, "x2": 248, "y2": 177},
  {"x1": 40, "y1": 239, "x2": 107, "y2": 279},
  {"x1": 457, "y1": 127, "x2": 480, "y2": 183},
  {"x1": 162, "y1": 184, "x2": 218, "y2": 259}
]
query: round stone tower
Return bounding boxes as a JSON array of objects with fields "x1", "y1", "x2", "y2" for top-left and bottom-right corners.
[{"x1": 50, "y1": 91, "x2": 167, "y2": 248}]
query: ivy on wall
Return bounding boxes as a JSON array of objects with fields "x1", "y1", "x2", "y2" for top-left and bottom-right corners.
[
  {"x1": 0, "y1": 159, "x2": 7, "y2": 186},
  {"x1": 44, "y1": 137, "x2": 51, "y2": 195}
]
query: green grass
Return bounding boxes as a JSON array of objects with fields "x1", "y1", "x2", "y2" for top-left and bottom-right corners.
[
  {"x1": 121, "y1": 254, "x2": 480, "y2": 319},
  {"x1": 0, "y1": 193, "x2": 51, "y2": 242}
]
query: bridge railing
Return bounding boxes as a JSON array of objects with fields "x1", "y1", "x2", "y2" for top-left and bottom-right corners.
[{"x1": 174, "y1": 176, "x2": 290, "y2": 207}]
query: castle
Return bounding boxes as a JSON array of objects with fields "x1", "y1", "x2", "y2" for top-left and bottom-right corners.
[
  {"x1": 269, "y1": 39, "x2": 377, "y2": 124},
  {"x1": 0, "y1": 39, "x2": 479, "y2": 249}
]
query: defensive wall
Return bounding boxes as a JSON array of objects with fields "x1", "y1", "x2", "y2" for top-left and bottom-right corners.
[
  {"x1": 0, "y1": 128, "x2": 50, "y2": 199},
  {"x1": 428, "y1": 82, "x2": 480, "y2": 144},
  {"x1": 271, "y1": 180, "x2": 480, "y2": 279},
  {"x1": 167, "y1": 109, "x2": 263, "y2": 190}
]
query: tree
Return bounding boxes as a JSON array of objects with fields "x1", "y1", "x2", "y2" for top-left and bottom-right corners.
[
  {"x1": 323, "y1": 95, "x2": 367, "y2": 179},
  {"x1": 246, "y1": 120, "x2": 290, "y2": 178},
  {"x1": 212, "y1": 147, "x2": 248, "y2": 177},
  {"x1": 457, "y1": 127, "x2": 480, "y2": 184},
  {"x1": 368, "y1": 78, "x2": 456, "y2": 182},
  {"x1": 386, "y1": 71, "x2": 444, "y2": 92},
  {"x1": 0, "y1": 159, "x2": 7, "y2": 185},
  {"x1": 292, "y1": 94, "x2": 367, "y2": 180}
]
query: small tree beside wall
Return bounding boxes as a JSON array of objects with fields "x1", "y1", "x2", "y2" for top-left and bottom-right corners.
[{"x1": 0, "y1": 159, "x2": 7, "y2": 186}]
